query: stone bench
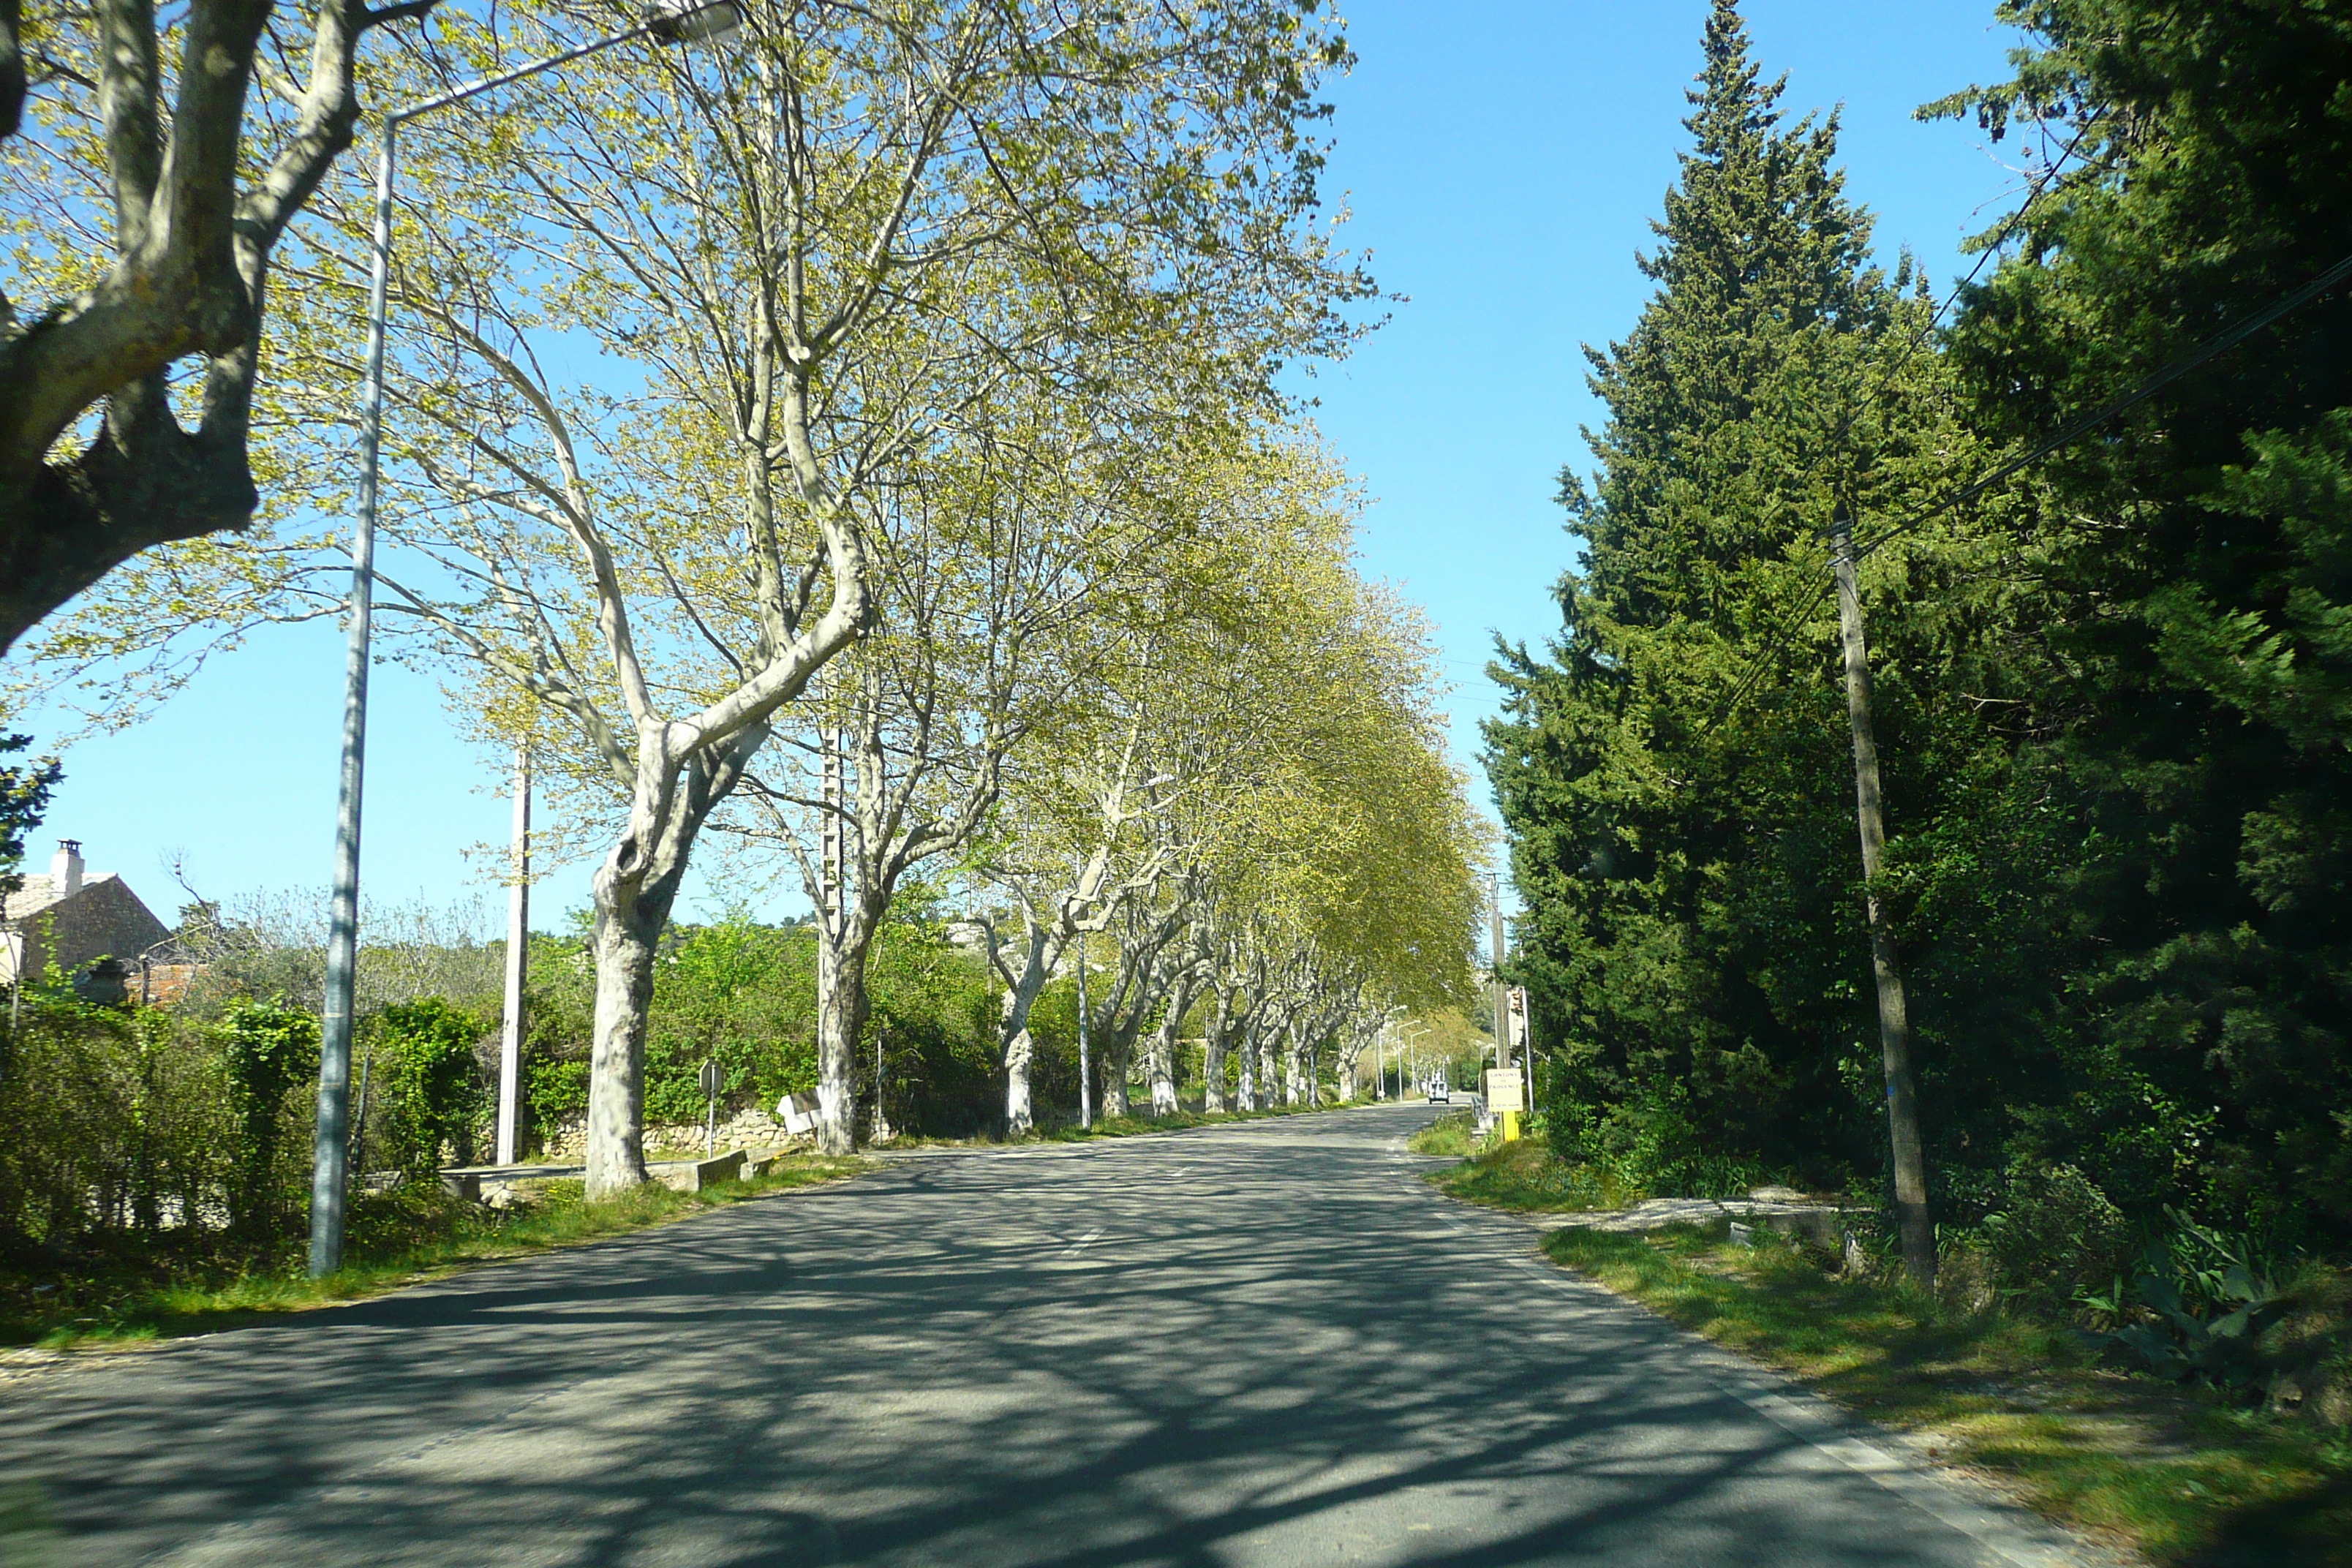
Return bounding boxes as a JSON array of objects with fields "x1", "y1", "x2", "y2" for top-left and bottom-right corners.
[{"x1": 441, "y1": 1148, "x2": 747, "y2": 1202}]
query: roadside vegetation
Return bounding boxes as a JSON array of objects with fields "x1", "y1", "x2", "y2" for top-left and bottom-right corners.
[
  {"x1": 1406, "y1": 1112, "x2": 1477, "y2": 1158},
  {"x1": 1471, "y1": 5, "x2": 2352, "y2": 1558},
  {"x1": 1547, "y1": 1223, "x2": 2352, "y2": 1567},
  {"x1": 1425, "y1": 1129, "x2": 1631, "y2": 1213},
  {"x1": 2, "y1": 1156, "x2": 868, "y2": 1349},
  {"x1": 1420, "y1": 1126, "x2": 2352, "y2": 1564}
]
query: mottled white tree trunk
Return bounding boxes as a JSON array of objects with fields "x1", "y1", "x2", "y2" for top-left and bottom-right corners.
[
  {"x1": 1199, "y1": 991, "x2": 1234, "y2": 1115},
  {"x1": 1147, "y1": 1027, "x2": 1178, "y2": 1117},
  {"x1": 584, "y1": 888, "x2": 665, "y2": 1199},
  {"x1": 1003, "y1": 1022, "x2": 1036, "y2": 1132},
  {"x1": 1100, "y1": 1030, "x2": 1132, "y2": 1119},
  {"x1": 1236, "y1": 1028, "x2": 1259, "y2": 1112},
  {"x1": 985, "y1": 917, "x2": 1057, "y2": 1136},
  {"x1": 813, "y1": 922, "x2": 875, "y2": 1156}
]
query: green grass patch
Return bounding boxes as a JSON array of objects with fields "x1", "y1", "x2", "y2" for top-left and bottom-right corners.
[
  {"x1": 3, "y1": 1154, "x2": 870, "y2": 1348},
  {"x1": 1541, "y1": 1222, "x2": 2352, "y2": 1566},
  {"x1": 1416, "y1": 1126, "x2": 1629, "y2": 1211},
  {"x1": 1408, "y1": 1109, "x2": 1476, "y2": 1156}
]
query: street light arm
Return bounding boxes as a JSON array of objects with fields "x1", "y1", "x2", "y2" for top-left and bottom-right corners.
[{"x1": 388, "y1": 2, "x2": 737, "y2": 129}]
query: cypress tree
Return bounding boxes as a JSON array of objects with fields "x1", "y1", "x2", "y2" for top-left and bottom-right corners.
[{"x1": 1489, "y1": 0, "x2": 2032, "y2": 1201}]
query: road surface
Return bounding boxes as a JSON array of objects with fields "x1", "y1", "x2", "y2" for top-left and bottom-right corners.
[{"x1": 3, "y1": 1105, "x2": 2086, "y2": 1567}]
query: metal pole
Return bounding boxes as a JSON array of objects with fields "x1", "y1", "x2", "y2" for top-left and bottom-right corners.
[
  {"x1": 1076, "y1": 927, "x2": 1092, "y2": 1129},
  {"x1": 309, "y1": 118, "x2": 397, "y2": 1278},
  {"x1": 304, "y1": 2, "x2": 742, "y2": 1275},
  {"x1": 1490, "y1": 872, "x2": 1507, "y2": 1071},
  {"x1": 497, "y1": 749, "x2": 529, "y2": 1165}
]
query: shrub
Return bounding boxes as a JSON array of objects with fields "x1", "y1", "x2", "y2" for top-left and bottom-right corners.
[
  {"x1": 214, "y1": 1000, "x2": 318, "y2": 1235},
  {"x1": 2089, "y1": 1207, "x2": 2293, "y2": 1395},
  {"x1": 373, "y1": 998, "x2": 487, "y2": 1177},
  {"x1": 1983, "y1": 1162, "x2": 2133, "y2": 1319}
]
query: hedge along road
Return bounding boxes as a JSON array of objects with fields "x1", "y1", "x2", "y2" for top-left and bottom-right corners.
[{"x1": 1, "y1": 1105, "x2": 2095, "y2": 1567}]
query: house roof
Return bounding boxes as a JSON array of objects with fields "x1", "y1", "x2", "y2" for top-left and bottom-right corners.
[{"x1": 3, "y1": 871, "x2": 127, "y2": 924}]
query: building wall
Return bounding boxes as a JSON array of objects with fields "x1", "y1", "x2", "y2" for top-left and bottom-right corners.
[{"x1": 4, "y1": 877, "x2": 171, "y2": 981}]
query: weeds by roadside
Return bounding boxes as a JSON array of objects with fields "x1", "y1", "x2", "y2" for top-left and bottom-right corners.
[
  {"x1": 1414, "y1": 1121, "x2": 1632, "y2": 1211},
  {"x1": 1, "y1": 1155, "x2": 868, "y2": 1348},
  {"x1": 1406, "y1": 1110, "x2": 1475, "y2": 1157}
]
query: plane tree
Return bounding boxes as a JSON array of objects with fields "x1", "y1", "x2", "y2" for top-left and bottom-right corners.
[
  {"x1": 21, "y1": 0, "x2": 1371, "y2": 1194},
  {"x1": 0, "y1": 0, "x2": 442, "y2": 655}
]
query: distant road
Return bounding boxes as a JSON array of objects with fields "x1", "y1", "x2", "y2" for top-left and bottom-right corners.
[{"x1": 5, "y1": 1106, "x2": 2083, "y2": 1566}]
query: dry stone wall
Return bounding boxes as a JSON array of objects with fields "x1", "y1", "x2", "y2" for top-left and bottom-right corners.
[{"x1": 533, "y1": 1106, "x2": 804, "y2": 1164}]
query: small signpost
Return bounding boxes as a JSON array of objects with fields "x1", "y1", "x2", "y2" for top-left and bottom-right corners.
[
  {"x1": 700, "y1": 1059, "x2": 722, "y2": 1155},
  {"x1": 1482, "y1": 1067, "x2": 1524, "y2": 1143}
]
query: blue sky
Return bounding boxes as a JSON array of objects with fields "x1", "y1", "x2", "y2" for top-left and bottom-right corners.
[{"x1": 19, "y1": 0, "x2": 2028, "y2": 932}]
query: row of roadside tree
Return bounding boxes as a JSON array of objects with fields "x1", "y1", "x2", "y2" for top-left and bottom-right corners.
[{"x1": 0, "y1": 0, "x2": 1484, "y2": 1220}]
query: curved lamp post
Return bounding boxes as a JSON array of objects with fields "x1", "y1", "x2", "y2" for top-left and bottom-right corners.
[{"x1": 309, "y1": 1, "x2": 744, "y2": 1276}]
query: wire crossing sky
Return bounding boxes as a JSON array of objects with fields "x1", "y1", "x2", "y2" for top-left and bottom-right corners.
[{"x1": 23, "y1": 0, "x2": 2027, "y2": 930}]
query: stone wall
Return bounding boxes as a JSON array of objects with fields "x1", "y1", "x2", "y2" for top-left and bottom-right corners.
[{"x1": 532, "y1": 1105, "x2": 802, "y2": 1164}]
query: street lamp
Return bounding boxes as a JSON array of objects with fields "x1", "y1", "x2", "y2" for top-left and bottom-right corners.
[
  {"x1": 309, "y1": 0, "x2": 745, "y2": 1277},
  {"x1": 1376, "y1": 1004, "x2": 1403, "y2": 1100},
  {"x1": 1401, "y1": 1022, "x2": 1431, "y2": 1097}
]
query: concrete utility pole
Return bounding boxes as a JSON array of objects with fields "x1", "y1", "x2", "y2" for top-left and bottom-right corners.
[
  {"x1": 1490, "y1": 873, "x2": 1508, "y2": 1071},
  {"x1": 1487, "y1": 875, "x2": 1523, "y2": 1141},
  {"x1": 1831, "y1": 516, "x2": 1936, "y2": 1290},
  {"x1": 304, "y1": 0, "x2": 745, "y2": 1278},
  {"x1": 495, "y1": 750, "x2": 530, "y2": 1165},
  {"x1": 1075, "y1": 927, "x2": 1092, "y2": 1129}
]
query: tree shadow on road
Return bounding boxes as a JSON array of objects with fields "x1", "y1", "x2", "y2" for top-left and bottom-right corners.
[{"x1": 10, "y1": 1112, "x2": 2018, "y2": 1567}]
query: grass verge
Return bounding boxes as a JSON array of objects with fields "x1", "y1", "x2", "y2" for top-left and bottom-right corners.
[
  {"x1": 1407, "y1": 1109, "x2": 1477, "y2": 1157},
  {"x1": 4, "y1": 1154, "x2": 870, "y2": 1349},
  {"x1": 1413, "y1": 1122, "x2": 1637, "y2": 1212},
  {"x1": 1537, "y1": 1221, "x2": 2352, "y2": 1566}
]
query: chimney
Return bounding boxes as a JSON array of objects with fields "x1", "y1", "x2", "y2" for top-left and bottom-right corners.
[{"x1": 51, "y1": 840, "x2": 83, "y2": 899}]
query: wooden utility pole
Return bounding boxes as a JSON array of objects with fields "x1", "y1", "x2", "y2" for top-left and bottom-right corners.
[
  {"x1": 494, "y1": 750, "x2": 529, "y2": 1166},
  {"x1": 1831, "y1": 516, "x2": 1936, "y2": 1289}
]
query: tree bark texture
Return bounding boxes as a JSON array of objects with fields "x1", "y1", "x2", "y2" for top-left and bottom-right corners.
[
  {"x1": 814, "y1": 925, "x2": 871, "y2": 1156},
  {"x1": 1098, "y1": 1026, "x2": 1132, "y2": 1119},
  {"x1": 1002, "y1": 1021, "x2": 1036, "y2": 1134},
  {"x1": 986, "y1": 918, "x2": 1057, "y2": 1136},
  {"x1": 1199, "y1": 989, "x2": 1235, "y2": 1114},
  {"x1": 584, "y1": 882, "x2": 663, "y2": 1199},
  {"x1": 584, "y1": 727, "x2": 773, "y2": 1198},
  {"x1": 1831, "y1": 519, "x2": 1936, "y2": 1290},
  {"x1": 1145, "y1": 1028, "x2": 1177, "y2": 1117}
]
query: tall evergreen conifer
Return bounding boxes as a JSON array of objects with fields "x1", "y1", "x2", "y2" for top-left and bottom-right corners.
[{"x1": 1490, "y1": 0, "x2": 2037, "y2": 1201}]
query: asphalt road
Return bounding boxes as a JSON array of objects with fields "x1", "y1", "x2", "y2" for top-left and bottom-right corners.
[{"x1": 2, "y1": 1104, "x2": 2091, "y2": 1567}]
